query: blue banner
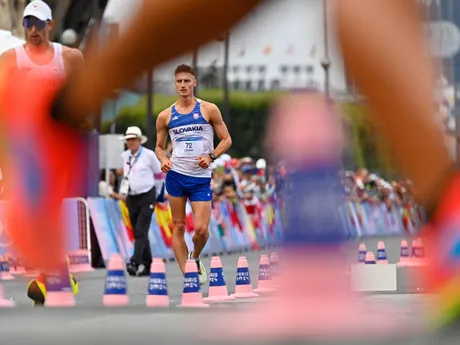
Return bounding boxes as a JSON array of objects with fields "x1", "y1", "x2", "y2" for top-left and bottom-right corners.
[{"x1": 0, "y1": 197, "x2": 424, "y2": 266}]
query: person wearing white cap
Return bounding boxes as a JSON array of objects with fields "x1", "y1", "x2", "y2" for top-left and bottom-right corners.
[
  {"x1": 119, "y1": 126, "x2": 165, "y2": 277},
  {"x1": 0, "y1": 0, "x2": 84, "y2": 84}
]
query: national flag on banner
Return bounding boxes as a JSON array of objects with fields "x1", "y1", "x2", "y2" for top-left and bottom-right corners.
[
  {"x1": 212, "y1": 204, "x2": 226, "y2": 237},
  {"x1": 234, "y1": 201, "x2": 258, "y2": 250},
  {"x1": 402, "y1": 208, "x2": 410, "y2": 233},
  {"x1": 119, "y1": 200, "x2": 134, "y2": 242},
  {"x1": 416, "y1": 206, "x2": 424, "y2": 223},
  {"x1": 155, "y1": 203, "x2": 173, "y2": 248},
  {"x1": 265, "y1": 203, "x2": 275, "y2": 235},
  {"x1": 226, "y1": 201, "x2": 243, "y2": 231}
]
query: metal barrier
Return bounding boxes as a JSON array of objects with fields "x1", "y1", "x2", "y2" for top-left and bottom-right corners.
[
  {"x1": 0, "y1": 198, "x2": 93, "y2": 273},
  {"x1": 67, "y1": 197, "x2": 93, "y2": 272}
]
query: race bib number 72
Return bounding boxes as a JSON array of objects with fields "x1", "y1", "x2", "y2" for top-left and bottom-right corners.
[{"x1": 176, "y1": 137, "x2": 203, "y2": 157}]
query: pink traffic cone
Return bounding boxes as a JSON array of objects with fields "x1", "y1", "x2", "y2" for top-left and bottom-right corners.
[
  {"x1": 269, "y1": 253, "x2": 280, "y2": 288},
  {"x1": 146, "y1": 258, "x2": 169, "y2": 307},
  {"x1": 365, "y1": 252, "x2": 376, "y2": 264},
  {"x1": 358, "y1": 243, "x2": 366, "y2": 264},
  {"x1": 68, "y1": 250, "x2": 94, "y2": 273},
  {"x1": 376, "y1": 241, "x2": 388, "y2": 264},
  {"x1": 179, "y1": 259, "x2": 209, "y2": 308},
  {"x1": 410, "y1": 239, "x2": 426, "y2": 266},
  {"x1": 44, "y1": 258, "x2": 76, "y2": 307},
  {"x1": 204, "y1": 257, "x2": 235, "y2": 303},
  {"x1": 254, "y1": 254, "x2": 277, "y2": 293},
  {"x1": 416, "y1": 238, "x2": 428, "y2": 265},
  {"x1": 231, "y1": 256, "x2": 259, "y2": 298},
  {"x1": 0, "y1": 255, "x2": 14, "y2": 280},
  {"x1": 0, "y1": 281, "x2": 14, "y2": 307},
  {"x1": 397, "y1": 240, "x2": 411, "y2": 266},
  {"x1": 203, "y1": 248, "x2": 408, "y2": 341},
  {"x1": 410, "y1": 239, "x2": 418, "y2": 264},
  {"x1": 103, "y1": 254, "x2": 129, "y2": 306}
]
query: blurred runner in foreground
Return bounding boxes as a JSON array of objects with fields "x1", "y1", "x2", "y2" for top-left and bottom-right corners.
[
  {"x1": 0, "y1": 0, "x2": 457, "y2": 334},
  {"x1": 0, "y1": 0, "x2": 85, "y2": 278}
]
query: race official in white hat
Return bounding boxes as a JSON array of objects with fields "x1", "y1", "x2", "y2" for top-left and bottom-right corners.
[{"x1": 120, "y1": 126, "x2": 165, "y2": 277}]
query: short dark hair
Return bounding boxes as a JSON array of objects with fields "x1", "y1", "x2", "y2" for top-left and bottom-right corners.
[{"x1": 174, "y1": 64, "x2": 196, "y2": 77}]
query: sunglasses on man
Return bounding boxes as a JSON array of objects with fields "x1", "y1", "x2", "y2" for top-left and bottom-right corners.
[{"x1": 23, "y1": 17, "x2": 50, "y2": 30}]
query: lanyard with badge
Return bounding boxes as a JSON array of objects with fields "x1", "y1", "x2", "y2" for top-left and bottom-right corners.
[{"x1": 120, "y1": 147, "x2": 143, "y2": 195}]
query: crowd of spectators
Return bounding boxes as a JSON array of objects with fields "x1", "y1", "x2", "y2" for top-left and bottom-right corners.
[
  {"x1": 98, "y1": 153, "x2": 284, "y2": 208},
  {"x1": 341, "y1": 168, "x2": 416, "y2": 211},
  {"x1": 98, "y1": 154, "x2": 416, "y2": 214}
]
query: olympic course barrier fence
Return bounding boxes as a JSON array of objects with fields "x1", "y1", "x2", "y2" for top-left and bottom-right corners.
[{"x1": 0, "y1": 198, "x2": 422, "y2": 267}]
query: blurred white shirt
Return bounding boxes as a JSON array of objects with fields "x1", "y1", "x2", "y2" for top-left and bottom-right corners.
[{"x1": 121, "y1": 146, "x2": 164, "y2": 196}]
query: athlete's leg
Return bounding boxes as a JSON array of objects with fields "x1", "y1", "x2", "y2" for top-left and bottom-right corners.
[
  {"x1": 190, "y1": 201, "x2": 212, "y2": 259},
  {"x1": 187, "y1": 176, "x2": 212, "y2": 285},
  {"x1": 165, "y1": 171, "x2": 189, "y2": 274},
  {"x1": 336, "y1": 0, "x2": 454, "y2": 215},
  {"x1": 169, "y1": 195, "x2": 188, "y2": 274}
]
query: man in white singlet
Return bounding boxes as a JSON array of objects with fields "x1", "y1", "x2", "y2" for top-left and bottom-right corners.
[
  {"x1": 156, "y1": 64, "x2": 232, "y2": 285},
  {"x1": 0, "y1": 0, "x2": 84, "y2": 307},
  {"x1": 0, "y1": 0, "x2": 84, "y2": 84}
]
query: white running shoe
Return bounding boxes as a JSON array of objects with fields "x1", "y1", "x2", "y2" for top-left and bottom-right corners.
[{"x1": 189, "y1": 253, "x2": 207, "y2": 286}]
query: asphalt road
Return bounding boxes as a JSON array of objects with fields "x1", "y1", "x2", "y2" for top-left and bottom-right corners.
[{"x1": 0, "y1": 235, "x2": 452, "y2": 345}]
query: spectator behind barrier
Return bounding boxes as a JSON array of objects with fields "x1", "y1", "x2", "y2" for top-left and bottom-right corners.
[{"x1": 98, "y1": 169, "x2": 122, "y2": 200}]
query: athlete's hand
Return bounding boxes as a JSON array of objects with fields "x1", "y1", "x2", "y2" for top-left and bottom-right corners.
[
  {"x1": 161, "y1": 158, "x2": 172, "y2": 173},
  {"x1": 196, "y1": 155, "x2": 212, "y2": 169}
]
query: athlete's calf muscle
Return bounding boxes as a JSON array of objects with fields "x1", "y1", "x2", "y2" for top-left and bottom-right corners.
[{"x1": 191, "y1": 201, "x2": 212, "y2": 235}]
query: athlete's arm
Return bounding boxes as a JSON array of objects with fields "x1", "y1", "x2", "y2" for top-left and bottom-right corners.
[
  {"x1": 336, "y1": 0, "x2": 453, "y2": 214},
  {"x1": 155, "y1": 109, "x2": 172, "y2": 173},
  {"x1": 51, "y1": 0, "x2": 264, "y2": 128},
  {"x1": 207, "y1": 102, "x2": 232, "y2": 158}
]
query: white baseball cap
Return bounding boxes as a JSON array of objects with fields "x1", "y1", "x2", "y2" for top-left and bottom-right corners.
[{"x1": 23, "y1": 0, "x2": 53, "y2": 21}]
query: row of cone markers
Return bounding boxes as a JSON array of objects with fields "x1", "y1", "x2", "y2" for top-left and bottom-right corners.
[
  {"x1": 0, "y1": 250, "x2": 93, "y2": 282},
  {"x1": 358, "y1": 239, "x2": 428, "y2": 266},
  {"x1": 0, "y1": 252, "x2": 281, "y2": 308}
]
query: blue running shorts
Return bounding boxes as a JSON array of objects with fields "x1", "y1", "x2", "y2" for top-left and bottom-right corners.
[{"x1": 165, "y1": 170, "x2": 212, "y2": 202}]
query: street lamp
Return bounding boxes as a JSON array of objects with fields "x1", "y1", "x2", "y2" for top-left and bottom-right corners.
[
  {"x1": 321, "y1": 0, "x2": 331, "y2": 102},
  {"x1": 321, "y1": 57, "x2": 331, "y2": 101},
  {"x1": 217, "y1": 32, "x2": 231, "y2": 131},
  {"x1": 192, "y1": 50, "x2": 199, "y2": 96}
]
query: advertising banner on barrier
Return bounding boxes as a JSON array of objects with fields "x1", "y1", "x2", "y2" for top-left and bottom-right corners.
[
  {"x1": 88, "y1": 198, "x2": 286, "y2": 263},
  {"x1": 88, "y1": 197, "x2": 423, "y2": 263},
  {"x1": 342, "y1": 201, "x2": 424, "y2": 238},
  {"x1": 0, "y1": 196, "x2": 423, "y2": 266}
]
